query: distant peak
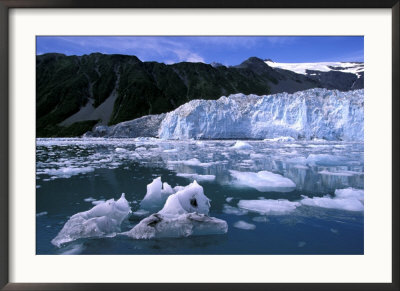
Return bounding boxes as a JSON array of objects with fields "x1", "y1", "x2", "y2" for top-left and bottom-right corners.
[
  {"x1": 235, "y1": 57, "x2": 269, "y2": 70},
  {"x1": 210, "y1": 62, "x2": 224, "y2": 68},
  {"x1": 264, "y1": 58, "x2": 274, "y2": 62}
]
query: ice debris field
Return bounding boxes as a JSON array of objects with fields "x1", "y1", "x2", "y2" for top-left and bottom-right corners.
[{"x1": 37, "y1": 137, "x2": 364, "y2": 254}]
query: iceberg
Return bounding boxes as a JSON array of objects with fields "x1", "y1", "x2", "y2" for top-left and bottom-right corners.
[
  {"x1": 230, "y1": 170, "x2": 296, "y2": 192},
  {"x1": 51, "y1": 193, "x2": 131, "y2": 247},
  {"x1": 158, "y1": 88, "x2": 363, "y2": 141},
  {"x1": 140, "y1": 177, "x2": 175, "y2": 211},
  {"x1": 231, "y1": 141, "x2": 253, "y2": 150},
  {"x1": 123, "y1": 181, "x2": 228, "y2": 239}
]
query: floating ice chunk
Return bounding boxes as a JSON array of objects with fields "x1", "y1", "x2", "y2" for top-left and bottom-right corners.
[
  {"x1": 159, "y1": 181, "x2": 210, "y2": 216},
  {"x1": 115, "y1": 147, "x2": 127, "y2": 153},
  {"x1": 222, "y1": 204, "x2": 248, "y2": 216},
  {"x1": 225, "y1": 197, "x2": 234, "y2": 203},
  {"x1": 168, "y1": 158, "x2": 215, "y2": 167},
  {"x1": 300, "y1": 188, "x2": 364, "y2": 211},
  {"x1": 306, "y1": 154, "x2": 345, "y2": 166},
  {"x1": 263, "y1": 136, "x2": 295, "y2": 142},
  {"x1": 233, "y1": 220, "x2": 256, "y2": 230},
  {"x1": 162, "y1": 182, "x2": 174, "y2": 195},
  {"x1": 84, "y1": 197, "x2": 96, "y2": 202},
  {"x1": 124, "y1": 181, "x2": 227, "y2": 239},
  {"x1": 335, "y1": 188, "x2": 364, "y2": 201},
  {"x1": 140, "y1": 177, "x2": 172, "y2": 211},
  {"x1": 135, "y1": 147, "x2": 146, "y2": 151},
  {"x1": 176, "y1": 173, "x2": 216, "y2": 182},
  {"x1": 301, "y1": 195, "x2": 363, "y2": 212},
  {"x1": 38, "y1": 166, "x2": 95, "y2": 179},
  {"x1": 163, "y1": 148, "x2": 178, "y2": 153},
  {"x1": 36, "y1": 211, "x2": 48, "y2": 217},
  {"x1": 238, "y1": 199, "x2": 300, "y2": 215},
  {"x1": 182, "y1": 158, "x2": 202, "y2": 166},
  {"x1": 231, "y1": 141, "x2": 253, "y2": 150},
  {"x1": 230, "y1": 170, "x2": 296, "y2": 192},
  {"x1": 124, "y1": 213, "x2": 228, "y2": 239},
  {"x1": 51, "y1": 193, "x2": 131, "y2": 247}
]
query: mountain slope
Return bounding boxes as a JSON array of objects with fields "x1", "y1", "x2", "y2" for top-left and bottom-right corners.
[{"x1": 36, "y1": 53, "x2": 364, "y2": 137}]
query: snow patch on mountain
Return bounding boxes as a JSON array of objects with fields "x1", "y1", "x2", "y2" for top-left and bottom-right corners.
[{"x1": 265, "y1": 61, "x2": 364, "y2": 78}]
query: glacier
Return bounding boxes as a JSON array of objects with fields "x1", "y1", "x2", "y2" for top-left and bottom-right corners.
[{"x1": 158, "y1": 88, "x2": 363, "y2": 141}]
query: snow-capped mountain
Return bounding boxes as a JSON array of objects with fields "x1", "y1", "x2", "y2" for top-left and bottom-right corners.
[{"x1": 265, "y1": 60, "x2": 364, "y2": 78}]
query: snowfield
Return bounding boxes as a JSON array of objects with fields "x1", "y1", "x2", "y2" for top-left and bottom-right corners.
[{"x1": 264, "y1": 61, "x2": 364, "y2": 78}]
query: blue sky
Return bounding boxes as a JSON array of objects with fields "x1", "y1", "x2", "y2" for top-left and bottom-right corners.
[{"x1": 36, "y1": 36, "x2": 363, "y2": 65}]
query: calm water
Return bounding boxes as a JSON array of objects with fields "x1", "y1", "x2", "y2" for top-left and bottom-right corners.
[{"x1": 36, "y1": 138, "x2": 364, "y2": 255}]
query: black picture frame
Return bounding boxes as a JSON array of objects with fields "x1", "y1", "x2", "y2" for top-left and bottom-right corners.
[{"x1": 0, "y1": 1, "x2": 399, "y2": 290}]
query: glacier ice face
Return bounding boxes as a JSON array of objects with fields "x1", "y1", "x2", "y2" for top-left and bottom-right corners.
[
  {"x1": 123, "y1": 181, "x2": 228, "y2": 239},
  {"x1": 158, "y1": 88, "x2": 363, "y2": 141},
  {"x1": 51, "y1": 193, "x2": 131, "y2": 247}
]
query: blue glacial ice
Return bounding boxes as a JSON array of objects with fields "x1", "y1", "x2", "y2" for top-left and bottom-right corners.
[
  {"x1": 158, "y1": 88, "x2": 363, "y2": 141},
  {"x1": 51, "y1": 194, "x2": 131, "y2": 247},
  {"x1": 123, "y1": 180, "x2": 228, "y2": 239}
]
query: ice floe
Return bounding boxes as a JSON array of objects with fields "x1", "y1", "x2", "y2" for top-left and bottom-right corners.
[
  {"x1": 176, "y1": 173, "x2": 216, "y2": 182},
  {"x1": 230, "y1": 170, "x2": 296, "y2": 192},
  {"x1": 51, "y1": 193, "x2": 131, "y2": 247},
  {"x1": 300, "y1": 188, "x2": 364, "y2": 211},
  {"x1": 233, "y1": 220, "x2": 256, "y2": 230},
  {"x1": 222, "y1": 204, "x2": 248, "y2": 216},
  {"x1": 238, "y1": 199, "x2": 300, "y2": 215},
  {"x1": 37, "y1": 166, "x2": 95, "y2": 179}
]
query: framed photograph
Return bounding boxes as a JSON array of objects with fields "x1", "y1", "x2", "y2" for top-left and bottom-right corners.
[{"x1": 1, "y1": 0, "x2": 399, "y2": 290}]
